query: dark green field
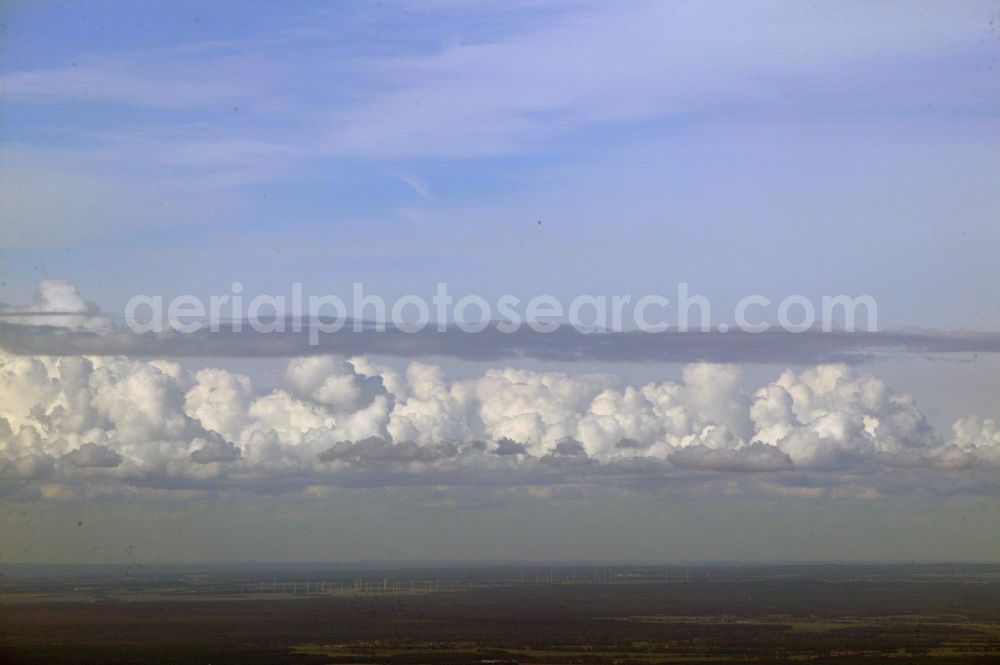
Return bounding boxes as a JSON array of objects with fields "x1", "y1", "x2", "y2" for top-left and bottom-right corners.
[{"x1": 2, "y1": 564, "x2": 999, "y2": 664}]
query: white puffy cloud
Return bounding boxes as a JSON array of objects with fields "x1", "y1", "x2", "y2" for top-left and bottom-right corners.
[
  {"x1": 476, "y1": 368, "x2": 614, "y2": 453},
  {"x1": 387, "y1": 362, "x2": 475, "y2": 445},
  {"x1": 0, "y1": 349, "x2": 997, "y2": 499},
  {"x1": 950, "y1": 415, "x2": 1000, "y2": 449},
  {"x1": 285, "y1": 356, "x2": 386, "y2": 413},
  {"x1": 750, "y1": 365, "x2": 939, "y2": 469},
  {"x1": 0, "y1": 278, "x2": 113, "y2": 332},
  {"x1": 931, "y1": 416, "x2": 1000, "y2": 469},
  {"x1": 184, "y1": 368, "x2": 255, "y2": 443},
  {"x1": 88, "y1": 357, "x2": 195, "y2": 445}
]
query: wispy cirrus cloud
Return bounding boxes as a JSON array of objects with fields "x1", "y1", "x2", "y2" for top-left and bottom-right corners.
[{"x1": 3, "y1": 1, "x2": 998, "y2": 246}]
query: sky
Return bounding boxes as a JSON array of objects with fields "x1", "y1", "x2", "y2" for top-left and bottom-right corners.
[{"x1": 1, "y1": 1, "x2": 999, "y2": 563}]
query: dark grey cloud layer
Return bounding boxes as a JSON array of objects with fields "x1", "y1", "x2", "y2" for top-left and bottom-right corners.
[{"x1": 3, "y1": 321, "x2": 1000, "y2": 365}]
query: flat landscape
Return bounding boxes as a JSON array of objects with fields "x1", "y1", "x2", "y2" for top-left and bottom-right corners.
[{"x1": 2, "y1": 564, "x2": 999, "y2": 664}]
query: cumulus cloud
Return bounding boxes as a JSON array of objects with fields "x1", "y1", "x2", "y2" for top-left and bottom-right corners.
[
  {"x1": 318, "y1": 437, "x2": 442, "y2": 466},
  {"x1": 494, "y1": 437, "x2": 529, "y2": 456},
  {"x1": 189, "y1": 434, "x2": 241, "y2": 464},
  {"x1": 749, "y1": 365, "x2": 939, "y2": 469},
  {"x1": 1, "y1": 348, "x2": 998, "y2": 500},
  {"x1": 669, "y1": 442, "x2": 793, "y2": 472},
  {"x1": 0, "y1": 278, "x2": 113, "y2": 332},
  {"x1": 63, "y1": 443, "x2": 122, "y2": 468},
  {"x1": 550, "y1": 438, "x2": 587, "y2": 457},
  {"x1": 0, "y1": 453, "x2": 56, "y2": 480}
]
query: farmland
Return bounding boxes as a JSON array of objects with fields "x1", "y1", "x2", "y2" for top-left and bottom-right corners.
[{"x1": 2, "y1": 564, "x2": 999, "y2": 664}]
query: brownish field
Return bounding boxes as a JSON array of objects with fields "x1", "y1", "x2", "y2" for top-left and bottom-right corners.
[{"x1": 2, "y1": 564, "x2": 999, "y2": 664}]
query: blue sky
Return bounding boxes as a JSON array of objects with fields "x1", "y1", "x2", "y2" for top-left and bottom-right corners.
[{"x1": 2, "y1": 0, "x2": 999, "y2": 328}]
